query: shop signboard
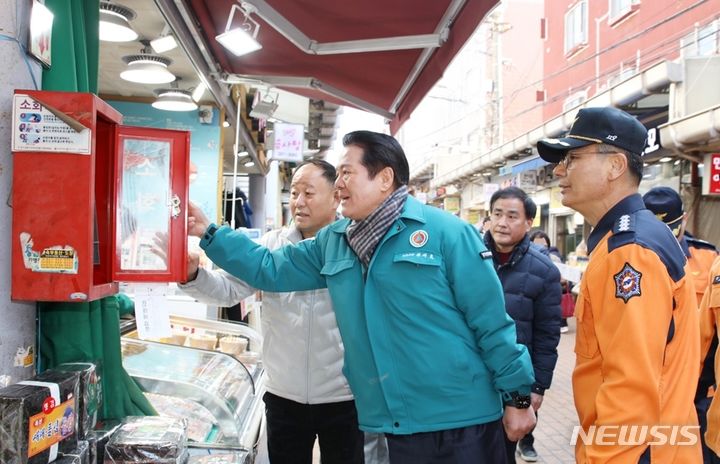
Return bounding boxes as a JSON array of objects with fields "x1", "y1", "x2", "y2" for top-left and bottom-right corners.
[
  {"x1": 702, "y1": 153, "x2": 720, "y2": 195},
  {"x1": 271, "y1": 122, "x2": 304, "y2": 162},
  {"x1": 444, "y1": 197, "x2": 460, "y2": 213}
]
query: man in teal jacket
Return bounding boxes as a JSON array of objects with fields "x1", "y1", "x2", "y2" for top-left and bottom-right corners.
[{"x1": 190, "y1": 131, "x2": 535, "y2": 463}]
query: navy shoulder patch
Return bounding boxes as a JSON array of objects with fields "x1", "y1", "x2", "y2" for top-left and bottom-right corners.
[
  {"x1": 714, "y1": 275, "x2": 720, "y2": 285},
  {"x1": 614, "y1": 262, "x2": 642, "y2": 303},
  {"x1": 612, "y1": 214, "x2": 635, "y2": 235},
  {"x1": 480, "y1": 250, "x2": 493, "y2": 260}
]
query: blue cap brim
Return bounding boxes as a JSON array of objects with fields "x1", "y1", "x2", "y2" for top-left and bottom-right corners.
[{"x1": 537, "y1": 137, "x2": 595, "y2": 163}]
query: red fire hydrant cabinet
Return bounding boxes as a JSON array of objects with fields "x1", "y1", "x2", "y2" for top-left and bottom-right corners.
[{"x1": 11, "y1": 90, "x2": 189, "y2": 302}]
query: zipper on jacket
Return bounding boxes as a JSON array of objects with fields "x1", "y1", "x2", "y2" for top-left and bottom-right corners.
[{"x1": 305, "y1": 290, "x2": 315, "y2": 403}]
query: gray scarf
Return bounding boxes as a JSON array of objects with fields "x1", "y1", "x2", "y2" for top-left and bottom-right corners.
[{"x1": 346, "y1": 185, "x2": 409, "y2": 267}]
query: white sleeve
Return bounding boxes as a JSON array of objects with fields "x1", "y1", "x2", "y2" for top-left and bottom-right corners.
[{"x1": 178, "y1": 267, "x2": 256, "y2": 306}]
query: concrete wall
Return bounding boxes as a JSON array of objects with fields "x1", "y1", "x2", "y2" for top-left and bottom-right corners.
[{"x1": 0, "y1": 0, "x2": 41, "y2": 382}]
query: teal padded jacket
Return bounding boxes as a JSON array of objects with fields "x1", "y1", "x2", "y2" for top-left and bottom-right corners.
[{"x1": 200, "y1": 195, "x2": 534, "y2": 435}]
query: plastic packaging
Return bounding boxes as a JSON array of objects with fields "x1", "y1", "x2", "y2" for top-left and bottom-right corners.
[
  {"x1": 104, "y1": 416, "x2": 187, "y2": 463},
  {"x1": 56, "y1": 440, "x2": 90, "y2": 463},
  {"x1": 52, "y1": 363, "x2": 102, "y2": 439},
  {"x1": 0, "y1": 370, "x2": 79, "y2": 464}
]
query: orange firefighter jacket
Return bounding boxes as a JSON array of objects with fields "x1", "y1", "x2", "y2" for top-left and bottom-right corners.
[
  {"x1": 699, "y1": 256, "x2": 720, "y2": 453},
  {"x1": 573, "y1": 194, "x2": 701, "y2": 463}
]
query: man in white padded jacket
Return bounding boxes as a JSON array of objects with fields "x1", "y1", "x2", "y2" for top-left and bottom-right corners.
[{"x1": 179, "y1": 159, "x2": 387, "y2": 464}]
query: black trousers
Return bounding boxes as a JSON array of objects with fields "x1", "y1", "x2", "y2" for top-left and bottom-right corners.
[
  {"x1": 263, "y1": 391, "x2": 364, "y2": 464},
  {"x1": 385, "y1": 420, "x2": 509, "y2": 464}
]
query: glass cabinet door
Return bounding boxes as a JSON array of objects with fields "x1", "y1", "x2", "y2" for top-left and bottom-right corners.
[{"x1": 113, "y1": 126, "x2": 189, "y2": 282}]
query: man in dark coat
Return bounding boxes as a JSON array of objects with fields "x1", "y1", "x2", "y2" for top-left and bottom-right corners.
[{"x1": 484, "y1": 186, "x2": 562, "y2": 463}]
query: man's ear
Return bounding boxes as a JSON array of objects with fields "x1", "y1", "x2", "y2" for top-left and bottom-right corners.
[
  {"x1": 607, "y1": 152, "x2": 628, "y2": 181},
  {"x1": 379, "y1": 166, "x2": 395, "y2": 192}
]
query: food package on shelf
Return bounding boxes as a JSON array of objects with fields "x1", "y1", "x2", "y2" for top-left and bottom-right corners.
[
  {"x1": 187, "y1": 451, "x2": 251, "y2": 463},
  {"x1": 56, "y1": 440, "x2": 90, "y2": 464},
  {"x1": 0, "y1": 370, "x2": 80, "y2": 464},
  {"x1": 51, "y1": 363, "x2": 102, "y2": 440},
  {"x1": 144, "y1": 393, "x2": 215, "y2": 443},
  {"x1": 103, "y1": 416, "x2": 187, "y2": 463},
  {"x1": 87, "y1": 420, "x2": 121, "y2": 464}
]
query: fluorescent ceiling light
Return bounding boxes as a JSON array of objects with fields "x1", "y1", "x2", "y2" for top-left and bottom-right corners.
[
  {"x1": 216, "y1": 3, "x2": 262, "y2": 57},
  {"x1": 244, "y1": 161, "x2": 255, "y2": 167},
  {"x1": 223, "y1": 120, "x2": 231, "y2": 128},
  {"x1": 237, "y1": 150, "x2": 249, "y2": 157},
  {"x1": 192, "y1": 82, "x2": 207, "y2": 102},
  {"x1": 120, "y1": 54, "x2": 175, "y2": 84},
  {"x1": 99, "y1": 2, "x2": 138, "y2": 42},
  {"x1": 659, "y1": 157, "x2": 673, "y2": 163},
  {"x1": 152, "y1": 89, "x2": 198, "y2": 112},
  {"x1": 150, "y1": 35, "x2": 177, "y2": 54}
]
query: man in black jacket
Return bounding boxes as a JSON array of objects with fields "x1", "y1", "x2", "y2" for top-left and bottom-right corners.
[{"x1": 484, "y1": 186, "x2": 562, "y2": 463}]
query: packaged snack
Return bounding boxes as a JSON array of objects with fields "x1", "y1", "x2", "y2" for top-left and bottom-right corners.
[
  {"x1": 52, "y1": 363, "x2": 102, "y2": 439},
  {"x1": 0, "y1": 370, "x2": 79, "y2": 464},
  {"x1": 104, "y1": 416, "x2": 187, "y2": 463}
]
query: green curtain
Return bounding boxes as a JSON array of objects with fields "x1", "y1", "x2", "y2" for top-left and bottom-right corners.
[
  {"x1": 37, "y1": 1, "x2": 150, "y2": 420},
  {"x1": 42, "y1": 0, "x2": 99, "y2": 93},
  {"x1": 38, "y1": 296, "x2": 156, "y2": 420}
]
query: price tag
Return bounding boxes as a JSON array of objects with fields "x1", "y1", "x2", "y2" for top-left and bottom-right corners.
[{"x1": 134, "y1": 284, "x2": 172, "y2": 340}]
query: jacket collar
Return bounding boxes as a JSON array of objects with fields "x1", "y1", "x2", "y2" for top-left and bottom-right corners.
[
  {"x1": 679, "y1": 234, "x2": 691, "y2": 258},
  {"x1": 282, "y1": 224, "x2": 305, "y2": 244},
  {"x1": 328, "y1": 195, "x2": 426, "y2": 234},
  {"x1": 587, "y1": 193, "x2": 645, "y2": 254},
  {"x1": 484, "y1": 231, "x2": 531, "y2": 267}
]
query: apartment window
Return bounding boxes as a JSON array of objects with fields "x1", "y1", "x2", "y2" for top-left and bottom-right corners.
[
  {"x1": 609, "y1": 0, "x2": 640, "y2": 25},
  {"x1": 564, "y1": 1, "x2": 588, "y2": 55},
  {"x1": 680, "y1": 21, "x2": 719, "y2": 58},
  {"x1": 563, "y1": 91, "x2": 587, "y2": 112}
]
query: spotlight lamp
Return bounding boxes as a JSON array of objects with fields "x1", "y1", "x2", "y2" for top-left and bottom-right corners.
[
  {"x1": 150, "y1": 31, "x2": 178, "y2": 54},
  {"x1": 99, "y1": 1, "x2": 138, "y2": 42},
  {"x1": 216, "y1": 3, "x2": 262, "y2": 56}
]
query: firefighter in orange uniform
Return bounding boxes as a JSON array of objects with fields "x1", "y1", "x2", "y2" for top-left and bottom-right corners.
[
  {"x1": 644, "y1": 186, "x2": 719, "y2": 463},
  {"x1": 537, "y1": 107, "x2": 701, "y2": 463},
  {"x1": 702, "y1": 257, "x2": 720, "y2": 456}
]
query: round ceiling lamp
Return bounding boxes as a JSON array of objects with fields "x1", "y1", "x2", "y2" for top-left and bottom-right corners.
[
  {"x1": 120, "y1": 54, "x2": 175, "y2": 84},
  {"x1": 99, "y1": 2, "x2": 138, "y2": 42},
  {"x1": 152, "y1": 88, "x2": 198, "y2": 112}
]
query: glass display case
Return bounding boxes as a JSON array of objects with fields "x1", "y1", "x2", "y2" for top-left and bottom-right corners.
[{"x1": 120, "y1": 317, "x2": 265, "y2": 454}]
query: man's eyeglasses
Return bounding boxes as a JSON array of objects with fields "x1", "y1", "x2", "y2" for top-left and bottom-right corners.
[{"x1": 555, "y1": 151, "x2": 603, "y2": 170}]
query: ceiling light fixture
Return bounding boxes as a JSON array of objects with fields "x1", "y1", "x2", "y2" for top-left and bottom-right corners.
[
  {"x1": 99, "y1": 1, "x2": 138, "y2": 42},
  {"x1": 216, "y1": 3, "x2": 262, "y2": 57},
  {"x1": 150, "y1": 25, "x2": 178, "y2": 53},
  {"x1": 121, "y1": 51, "x2": 175, "y2": 84},
  {"x1": 152, "y1": 83, "x2": 198, "y2": 112}
]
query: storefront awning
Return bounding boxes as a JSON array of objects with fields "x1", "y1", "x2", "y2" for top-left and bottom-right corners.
[
  {"x1": 658, "y1": 104, "x2": 720, "y2": 153},
  {"x1": 185, "y1": 0, "x2": 496, "y2": 133}
]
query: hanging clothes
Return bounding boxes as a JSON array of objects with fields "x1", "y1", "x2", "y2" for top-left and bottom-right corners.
[{"x1": 223, "y1": 188, "x2": 253, "y2": 229}]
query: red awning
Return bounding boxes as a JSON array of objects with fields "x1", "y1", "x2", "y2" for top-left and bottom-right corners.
[{"x1": 188, "y1": 0, "x2": 496, "y2": 133}]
